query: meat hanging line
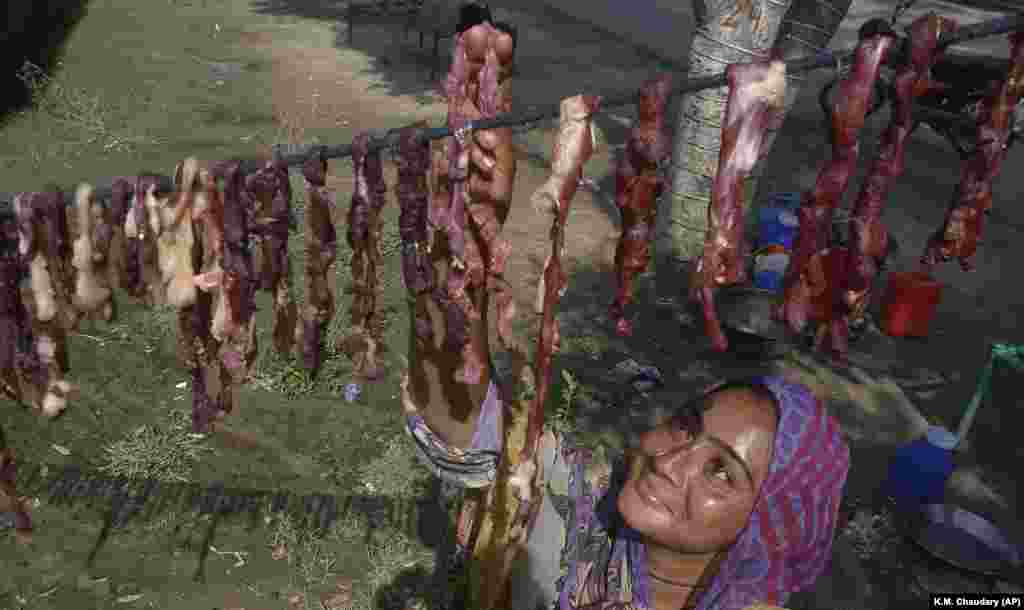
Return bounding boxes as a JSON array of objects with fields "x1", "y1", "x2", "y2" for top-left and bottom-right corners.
[{"x1": 0, "y1": 10, "x2": 1019, "y2": 221}]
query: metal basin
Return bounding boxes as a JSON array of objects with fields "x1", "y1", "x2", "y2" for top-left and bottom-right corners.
[{"x1": 908, "y1": 504, "x2": 1022, "y2": 579}]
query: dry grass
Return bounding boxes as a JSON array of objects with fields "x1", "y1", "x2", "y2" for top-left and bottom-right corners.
[{"x1": 97, "y1": 409, "x2": 214, "y2": 483}]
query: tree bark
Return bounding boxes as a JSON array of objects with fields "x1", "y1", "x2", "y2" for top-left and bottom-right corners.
[
  {"x1": 656, "y1": 0, "x2": 793, "y2": 271},
  {"x1": 749, "y1": 0, "x2": 854, "y2": 209}
]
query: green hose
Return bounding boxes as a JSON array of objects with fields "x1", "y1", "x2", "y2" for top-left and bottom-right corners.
[{"x1": 955, "y1": 342, "x2": 1024, "y2": 447}]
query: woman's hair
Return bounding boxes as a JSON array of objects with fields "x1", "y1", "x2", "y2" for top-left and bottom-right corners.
[{"x1": 456, "y1": 2, "x2": 493, "y2": 35}]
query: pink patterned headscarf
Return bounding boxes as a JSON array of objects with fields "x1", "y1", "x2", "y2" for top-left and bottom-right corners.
[{"x1": 694, "y1": 376, "x2": 850, "y2": 610}]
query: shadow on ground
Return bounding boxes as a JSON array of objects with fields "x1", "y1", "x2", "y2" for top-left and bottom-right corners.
[{"x1": 0, "y1": 0, "x2": 91, "y2": 123}]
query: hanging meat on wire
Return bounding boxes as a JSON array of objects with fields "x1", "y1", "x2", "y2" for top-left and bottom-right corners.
[
  {"x1": 397, "y1": 123, "x2": 435, "y2": 345},
  {"x1": 299, "y1": 150, "x2": 338, "y2": 377},
  {"x1": 338, "y1": 133, "x2": 386, "y2": 383},
  {"x1": 693, "y1": 59, "x2": 788, "y2": 352},
  {"x1": 467, "y1": 27, "x2": 518, "y2": 354},
  {"x1": 187, "y1": 165, "x2": 234, "y2": 432},
  {"x1": 69, "y1": 183, "x2": 114, "y2": 322},
  {"x1": 247, "y1": 156, "x2": 298, "y2": 355},
  {"x1": 838, "y1": 14, "x2": 957, "y2": 336},
  {"x1": 610, "y1": 74, "x2": 671, "y2": 337},
  {"x1": 149, "y1": 158, "x2": 204, "y2": 309},
  {"x1": 105, "y1": 177, "x2": 134, "y2": 303},
  {"x1": 922, "y1": 31, "x2": 1024, "y2": 272},
  {"x1": 0, "y1": 425, "x2": 32, "y2": 543},
  {"x1": 124, "y1": 175, "x2": 167, "y2": 307},
  {"x1": 779, "y1": 19, "x2": 898, "y2": 356},
  {"x1": 199, "y1": 160, "x2": 258, "y2": 385},
  {"x1": 10, "y1": 191, "x2": 75, "y2": 417},
  {"x1": 431, "y1": 21, "x2": 512, "y2": 384},
  {"x1": 512, "y1": 94, "x2": 602, "y2": 541}
]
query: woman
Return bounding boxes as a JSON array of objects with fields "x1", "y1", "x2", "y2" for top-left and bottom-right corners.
[{"x1": 405, "y1": 373, "x2": 849, "y2": 610}]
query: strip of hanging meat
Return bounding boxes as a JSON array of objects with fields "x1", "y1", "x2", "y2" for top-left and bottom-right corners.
[
  {"x1": 299, "y1": 150, "x2": 338, "y2": 377},
  {"x1": 467, "y1": 26, "x2": 518, "y2": 354},
  {"x1": 397, "y1": 124, "x2": 436, "y2": 348},
  {"x1": 837, "y1": 14, "x2": 957, "y2": 337},
  {"x1": 610, "y1": 74, "x2": 672, "y2": 337},
  {"x1": 338, "y1": 133, "x2": 385, "y2": 383},
  {"x1": 106, "y1": 177, "x2": 134, "y2": 302},
  {"x1": 779, "y1": 19, "x2": 898, "y2": 356},
  {"x1": 922, "y1": 31, "x2": 1024, "y2": 272},
  {"x1": 10, "y1": 192, "x2": 74, "y2": 417},
  {"x1": 247, "y1": 157, "x2": 298, "y2": 356},
  {"x1": 148, "y1": 158, "x2": 203, "y2": 310},
  {"x1": 694, "y1": 59, "x2": 788, "y2": 352},
  {"x1": 198, "y1": 160, "x2": 258, "y2": 385},
  {"x1": 124, "y1": 175, "x2": 167, "y2": 307},
  {"x1": 186, "y1": 165, "x2": 232, "y2": 433},
  {"x1": 515, "y1": 94, "x2": 601, "y2": 538},
  {"x1": 70, "y1": 183, "x2": 114, "y2": 321}
]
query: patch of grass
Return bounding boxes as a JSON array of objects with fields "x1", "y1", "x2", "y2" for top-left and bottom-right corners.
[
  {"x1": 15, "y1": 60, "x2": 157, "y2": 155},
  {"x1": 563, "y1": 332, "x2": 607, "y2": 359},
  {"x1": 357, "y1": 434, "x2": 430, "y2": 498},
  {"x1": 97, "y1": 409, "x2": 214, "y2": 482}
]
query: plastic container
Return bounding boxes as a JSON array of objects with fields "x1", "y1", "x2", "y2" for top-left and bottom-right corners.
[
  {"x1": 757, "y1": 192, "x2": 801, "y2": 250},
  {"x1": 753, "y1": 250, "x2": 790, "y2": 292},
  {"x1": 881, "y1": 271, "x2": 943, "y2": 337},
  {"x1": 884, "y1": 426, "x2": 957, "y2": 514}
]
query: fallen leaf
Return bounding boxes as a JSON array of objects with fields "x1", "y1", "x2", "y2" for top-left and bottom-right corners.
[
  {"x1": 175, "y1": 381, "x2": 188, "y2": 389},
  {"x1": 320, "y1": 589, "x2": 352, "y2": 609},
  {"x1": 52, "y1": 444, "x2": 71, "y2": 456},
  {"x1": 286, "y1": 591, "x2": 304, "y2": 610},
  {"x1": 271, "y1": 544, "x2": 289, "y2": 561},
  {"x1": 335, "y1": 577, "x2": 353, "y2": 592},
  {"x1": 116, "y1": 593, "x2": 144, "y2": 603}
]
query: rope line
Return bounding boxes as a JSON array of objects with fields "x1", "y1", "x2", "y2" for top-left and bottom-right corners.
[{"x1": 0, "y1": 12, "x2": 1019, "y2": 215}]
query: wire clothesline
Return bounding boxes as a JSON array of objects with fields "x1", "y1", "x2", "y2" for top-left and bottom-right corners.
[{"x1": 0, "y1": 11, "x2": 1020, "y2": 217}]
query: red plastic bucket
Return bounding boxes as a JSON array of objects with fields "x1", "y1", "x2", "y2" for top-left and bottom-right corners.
[{"x1": 882, "y1": 271, "x2": 943, "y2": 337}]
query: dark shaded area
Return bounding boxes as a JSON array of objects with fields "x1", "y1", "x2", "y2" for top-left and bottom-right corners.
[{"x1": 0, "y1": 0, "x2": 91, "y2": 124}]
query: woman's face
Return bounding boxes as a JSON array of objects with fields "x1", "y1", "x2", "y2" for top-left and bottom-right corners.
[{"x1": 618, "y1": 388, "x2": 777, "y2": 554}]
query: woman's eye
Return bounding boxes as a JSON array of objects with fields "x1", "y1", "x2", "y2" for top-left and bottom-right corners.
[{"x1": 706, "y1": 460, "x2": 733, "y2": 485}]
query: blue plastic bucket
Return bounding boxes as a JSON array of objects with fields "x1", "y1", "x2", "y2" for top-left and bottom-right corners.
[
  {"x1": 758, "y1": 192, "x2": 801, "y2": 250},
  {"x1": 753, "y1": 251, "x2": 790, "y2": 292},
  {"x1": 884, "y1": 426, "x2": 957, "y2": 514}
]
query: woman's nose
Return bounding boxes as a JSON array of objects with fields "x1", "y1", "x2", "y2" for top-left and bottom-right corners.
[{"x1": 650, "y1": 440, "x2": 698, "y2": 487}]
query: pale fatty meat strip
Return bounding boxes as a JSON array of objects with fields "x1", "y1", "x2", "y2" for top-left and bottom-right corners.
[
  {"x1": 610, "y1": 74, "x2": 671, "y2": 337},
  {"x1": 694, "y1": 60, "x2": 788, "y2": 352},
  {"x1": 124, "y1": 175, "x2": 166, "y2": 307},
  {"x1": 517, "y1": 95, "x2": 601, "y2": 526},
  {"x1": 70, "y1": 183, "x2": 114, "y2": 321},
  {"x1": 922, "y1": 31, "x2": 1024, "y2": 272}
]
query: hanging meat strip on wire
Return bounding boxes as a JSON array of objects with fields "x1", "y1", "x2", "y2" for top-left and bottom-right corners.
[
  {"x1": 693, "y1": 59, "x2": 788, "y2": 352},
  {"x1": 199, "y1": 160, "x2": 258, "y2": 385},
  {"x1": 779, "y1": 19, "x2": 898, "y2": 355},
  {"x1": 922, "y1": 31, "x2": 1024, "y2": 272},
  {"x1": 513, "y1": 94, "x2": 602, "y2": 538},
  {"x1": 124, "y1": 175, "x2": 167, "y2": 307},
  {"x1": 838, "y1": 14, "x2": 957, "y2": 334},
  {"x1": 610, "y1": 74, "x2": 671, "y2": 337},
  {"x1": 1, "y1": 425, "x2": 32, "y2": 543},
  {"x1": 70, "y1": 183, "x2": 114, "y2": 322},
  {"x1": 247, "y1": 157, "x2": 298, "y2": 355},
  {"x1": 149, "y1": 158, "x2": 204, "y2": 310},
  {"x1": 299, "y1": 150, "x2": 338, "y2": 377},
  {"x1": 338, "y1": 133, "x2": 385, "y2": 383},
  {"x1": 105, "y1": 177, "x2": 134, "y2": 303},
  {"x1": 397, "y1": 124, "x2": 435, "y2": 345},
  {"x1": 468, "y1": 26, "x2": 518, "y2": 354},
  {"x1": 187, "y1": 165, "x2": 232, "y2": 432},
  {"x1": 11, "y1": 191, "x2": 74, "y2": 417},
  {"x1": 432, "y1": 21, "x2": 512, "y2": 384}
]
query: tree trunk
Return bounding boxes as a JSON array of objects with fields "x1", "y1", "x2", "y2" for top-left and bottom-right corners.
[
  {"x1": 749, "y1": 0, "x2": 854, "y2": 209},
  {"x1": 656, "y1": 0, "x2": 793, "y2": 273}
]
